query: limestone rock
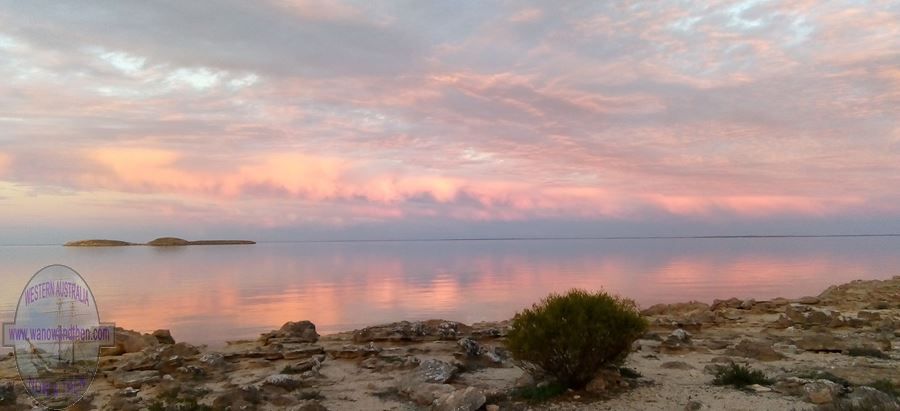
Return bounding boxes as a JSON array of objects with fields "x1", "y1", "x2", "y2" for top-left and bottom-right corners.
[
  {"x1": 833, "y1": 386, "x2": 900, "y2": 410},
  {"x1": 114, "y1": 328, "x2": 159, "y2": 354},
  {"x1": 796, "y1": 333, "x2": 846, "y2": 353},
  {"x1": 260, "y1": 320, "x2": 320, "y2": 345},
  {"x1": 726, "y1": 339, "x2": 785, "y2": 361},
  {"x1": 151, "y1": 329, "x2": 175, "y2": 345},
  {"x1": 434, "y1": 386, "x2": 486, "y2": 411},
  {"x1": 803, "y1": 379, "x2": 843, "y2": 404},
  {"x1": 109, "y1": 370, "x2": 161, "y2": 388},
  {"x1": 352, "y1": 320, "x2": 471, "y2": 343}
]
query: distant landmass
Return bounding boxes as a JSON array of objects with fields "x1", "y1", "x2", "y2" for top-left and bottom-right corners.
[{"x1": 64, "y1": 237, "x2": 255, "y2": 247}]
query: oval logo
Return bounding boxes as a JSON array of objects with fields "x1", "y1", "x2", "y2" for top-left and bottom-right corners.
[{"x1": 2, "y1": 265, "x2": 115, "y2": 409}]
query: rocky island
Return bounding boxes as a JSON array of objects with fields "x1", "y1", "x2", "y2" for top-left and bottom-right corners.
[
  {"x1": 64, "y1": 237, "x2": 256, "y2": 247},
  {"x1": 1, "y1": 276, "x2": 898, "y2": 410}
]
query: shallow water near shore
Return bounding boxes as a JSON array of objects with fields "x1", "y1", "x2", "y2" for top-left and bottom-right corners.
[{"x1": 1, "y1": 236, "x2": 899, "y2": 347}]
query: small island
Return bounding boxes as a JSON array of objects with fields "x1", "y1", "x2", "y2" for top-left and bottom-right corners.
[{"x1": 64, "y1": 237, "x2": 255, "y2": 247}]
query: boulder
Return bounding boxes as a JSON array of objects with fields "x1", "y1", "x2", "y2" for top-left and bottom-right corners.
[
  {"x1": 434, "y1": 386, "x2": 486, "y2": 411},
  {"x1": 796, "y1": 296, "x2": 821, "y2": 305},
  {"x1": 803, "y1": 379, "x2": 842, "y2": 404},
  {"x1": 397, "y1": 359, "x2": 458, "y2": 403},
  {"x1": 726, "y1": 339, "x2": 785, "y2": 361},
  {"x1": 151, "y1": 329, "x2": 175, "y2": 345},
  {"x1": 833, "y1": 386, "x2": 900, "y2": 410},
  {"x1": 114, "y1": 328, "x2": 159, "y2": 354},
  {"x1": 260, "y1": 321, "x2": 319, "y2": 345},
  {"x1": 659, "y1": 328, "x2": 693, "y2": 354}
]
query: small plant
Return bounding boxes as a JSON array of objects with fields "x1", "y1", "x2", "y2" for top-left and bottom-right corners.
[
  {"x1": 513, "y1": 382, "x2": 567, "y2": 402},
  {"x1": 505, "y1": 289, "x2": 648, "y2": 388},
  {"x1": 712, "y1": 363, "x2": 772, "y2": 388},
  {"x1": 847, "y1": 347, "x2": 889, "y2": 359}
]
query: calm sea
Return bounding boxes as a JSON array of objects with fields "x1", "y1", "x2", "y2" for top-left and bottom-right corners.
[{"x1": 1, "y1": 237, "x2": 898, "y2": 347}]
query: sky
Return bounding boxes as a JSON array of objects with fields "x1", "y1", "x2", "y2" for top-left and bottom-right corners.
[{"x1": 0, "y1": 0, "x2": 899, "y2": 244}]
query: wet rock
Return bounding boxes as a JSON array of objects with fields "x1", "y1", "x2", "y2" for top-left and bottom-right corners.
[
  {"x1": 434, "y1": 386, "x2": 486, "y2": 411},
  {"x1": 0, "y1": 381, "x2": 15, "y2": 405},
  {"x1": 109, "y1": 370, "x2": 161, "y2": 388},
  {"x1": 726, "y1": 339, "x2": 785, "y2": 361},
  {"x1": 151, "y1": 329, "x2": 175, "y2": 345},
  {"x1": 260, "y1": 320, "x2": 320, "y2": 345},
  {"x1": 121, "y1": 387, "x2": 140, "y2": 397}
]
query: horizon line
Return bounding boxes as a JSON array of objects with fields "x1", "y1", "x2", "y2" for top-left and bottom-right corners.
[{"x1": 5, "y1": 232, "x2": 900, "y2": 247}]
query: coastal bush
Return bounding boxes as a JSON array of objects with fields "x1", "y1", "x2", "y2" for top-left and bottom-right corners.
[
  {"x1": 506, "y1": 289, "x2": 647, "y2": 388},
  {"x1": 712, "y1": 363, "x2": 772, "y2": 388}
]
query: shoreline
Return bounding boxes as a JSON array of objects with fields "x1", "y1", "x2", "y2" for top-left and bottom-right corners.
[{"x1": 1, "y1": 276, "x2": 898, "y2": 410}]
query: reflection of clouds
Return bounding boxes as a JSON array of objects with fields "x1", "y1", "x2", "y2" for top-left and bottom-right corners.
[{"x1": 1, "y1": 239, "x2": 895, "y2": 346}]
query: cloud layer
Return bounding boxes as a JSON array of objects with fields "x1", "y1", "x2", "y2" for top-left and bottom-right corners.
[{"x1": 0, "y1": 0, "x2": 898, "y2": 239}]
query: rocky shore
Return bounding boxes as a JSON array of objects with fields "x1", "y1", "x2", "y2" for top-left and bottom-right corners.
[{"x1": 1, "y1": 276, "x2": 898, "y2": 410}]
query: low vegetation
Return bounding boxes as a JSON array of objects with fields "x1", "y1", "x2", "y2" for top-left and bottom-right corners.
[
  {"x1": 506, "y1": 289, "x2": 648, "y2": 388},
  {"x1": 712, "y1": 363, "x2": 772, "y2": 388}
]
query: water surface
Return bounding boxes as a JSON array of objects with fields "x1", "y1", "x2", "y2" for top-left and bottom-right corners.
[{"x1": 1, "y1": 237, "x2": 898, "y2": 347}]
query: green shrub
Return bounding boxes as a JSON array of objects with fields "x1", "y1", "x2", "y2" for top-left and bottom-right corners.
[
  {"x1": 712, "y1": 363, "x2": 772, "y2": 388},
  {"x1": 505, "y1": 289, "x2": 648, "y2": 388}
]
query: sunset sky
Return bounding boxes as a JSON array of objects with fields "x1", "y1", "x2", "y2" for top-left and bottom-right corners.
[{"x1": 1, "y1": 1, "x2": 899, "y2": 243}]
